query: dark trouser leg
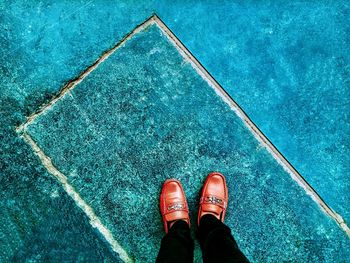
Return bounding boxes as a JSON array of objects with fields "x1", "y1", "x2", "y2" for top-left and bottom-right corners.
[
  {"x1": 156, "y1": 220, "x2": 194, "y2": 263},
  {"x1": 198, "y1": 214, "x2": 250, "y2": 263}
]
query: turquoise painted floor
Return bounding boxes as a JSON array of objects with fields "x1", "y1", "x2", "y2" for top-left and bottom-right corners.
[{"x1": 1, "y1": 1, "x2": 349, "y2": 262}]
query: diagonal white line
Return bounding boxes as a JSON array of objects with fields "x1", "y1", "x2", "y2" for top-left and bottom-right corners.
[
  {"x1": 22, "y1": 133, "x2": 134, "y2": 263},
  {"x1": 151, "y1": 15, "x2": 350, "y2": 238},
  {"x1": 16, "y1": 16, "x2": 159, "y2": 262}
]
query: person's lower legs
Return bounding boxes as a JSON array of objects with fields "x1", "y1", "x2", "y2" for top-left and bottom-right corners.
[
  {"x1": 157, "y1": 172, "x2": 250, "y2": 262},
  {"x1": 156, "y1": 220, "x2": 194, "y2": 263},
  {"x1": 157, "y1": 179, "x2": 193, "y2": 262},
  {"x1": 198, "y1": 214, "x2": 249, "y2": 263},
  {"x1": 197, "y1": 172, "x2": 250, "y2": 263}
]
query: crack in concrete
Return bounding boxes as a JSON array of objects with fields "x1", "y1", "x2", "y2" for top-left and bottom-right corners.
[
  {"x1": 152, "y1": 15, "x2": 350, "y2": 237},
  {"x1": 16, "y1": 16, "x2": 156, "y2": 134}
]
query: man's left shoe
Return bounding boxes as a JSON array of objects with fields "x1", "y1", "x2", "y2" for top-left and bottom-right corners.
[
  {"x1": 197, "y1": 172, "x2": 228, "y2": 225},
  {"x1": 160, "y1": 179, "x2": 190, "y2": 233}
]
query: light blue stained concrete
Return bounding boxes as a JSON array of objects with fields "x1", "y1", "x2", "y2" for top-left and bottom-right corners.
[
  {"x1": 1, "y1": 0, "x2": 349, "y2": 261},
  {"x1": 0, "y1": 1, "x2": 155, "y2": 261},
  {"x1": 1, "y1": 0, "x2": 349, "y2": 226},
  {"x1": 27, "y1": 24, "x2": 350, "y2": 262}
]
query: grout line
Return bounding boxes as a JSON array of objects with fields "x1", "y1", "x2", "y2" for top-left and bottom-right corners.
[
  {"x1": 15, "y1": 16, "x2": 160, "y2": 262},
  {"x1": 22, "y1": 133, "x2": 134, "y2": 263},
  {"x1": 16, "y1": 16, "x2": 156, "y2": 133},
  {"x1": 152, "y1": 15, "x2": 350, "y2": 237}
]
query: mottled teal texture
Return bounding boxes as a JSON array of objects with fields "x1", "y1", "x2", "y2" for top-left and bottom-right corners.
[
  {"x1": 1, "y1": 0, "x2": 349, "y2": 226},
  {"x1": 26, "y1": 25, "x2": 350, "y2": 262},
  {"x1": 1, "y1": 0, "x2": 349, "y2": 262}
]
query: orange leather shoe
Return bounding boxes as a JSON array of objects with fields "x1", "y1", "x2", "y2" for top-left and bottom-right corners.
[
  {"x1": 198, "y1": 172, "x2": 228, "y2": 225},
  {"x1": 160, "y1": 179, "x2": 190, "y2": 233}
]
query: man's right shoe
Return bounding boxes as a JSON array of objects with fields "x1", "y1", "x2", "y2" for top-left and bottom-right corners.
[
  {"x1": 198, "y1": 172, "x2": 228, "y2": 225},
  {"x1": 160, "y1": 179, "x2": 190, "y2": 233}
]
